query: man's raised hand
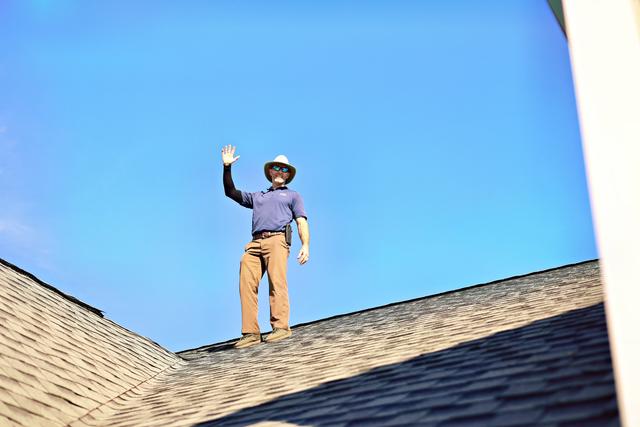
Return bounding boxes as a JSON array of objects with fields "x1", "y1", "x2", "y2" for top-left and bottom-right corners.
[{"x1": 221, "y1": 145, "x2": 240, "y2": 166}]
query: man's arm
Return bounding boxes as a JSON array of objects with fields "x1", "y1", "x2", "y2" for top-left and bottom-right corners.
[
  {"x1": 223, "y1": 164, "x2": 243, "y2": 204},
  {"x1": 221, "y1": 145, "x2": 248, "y2": 206},
  {"x1": 295, "y1": 216, "x2": 309, "y2": 265}
]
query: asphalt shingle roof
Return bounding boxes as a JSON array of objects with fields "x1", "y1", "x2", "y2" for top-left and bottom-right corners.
[
  {"x1": 0, "y1": 258, "x2": 619, "y2": 426},
  {"x1": 0, "y1": 259, "x2": 180, "y2": 426}
]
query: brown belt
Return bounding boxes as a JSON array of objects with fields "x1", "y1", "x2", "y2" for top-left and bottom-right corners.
[{"x1": 252, "y1": 231, "x2": 284, "y2": 240}]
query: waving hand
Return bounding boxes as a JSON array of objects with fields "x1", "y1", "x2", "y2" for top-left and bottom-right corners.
[{"x1": 221, "y1": 145, "x2": 240, "y2": 166}]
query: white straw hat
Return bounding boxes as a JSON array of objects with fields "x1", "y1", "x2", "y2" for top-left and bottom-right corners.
[{"x1": 264, "y1": 155, "x2": 297, "y2": 184}]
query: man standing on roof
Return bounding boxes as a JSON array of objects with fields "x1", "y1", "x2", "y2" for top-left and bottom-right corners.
[{"x1": 221, "y1": 145, "x2": 310, "y2": 349}]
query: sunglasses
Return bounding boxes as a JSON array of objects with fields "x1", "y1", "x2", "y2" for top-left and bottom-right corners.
[{"x1": 271, "y1": 165, "x2": 290, "y2": 173}]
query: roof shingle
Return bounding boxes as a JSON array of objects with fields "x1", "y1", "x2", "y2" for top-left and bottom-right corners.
[
  {"x1": 0, "y1": 259, "x2": 619, "y2": 426},
  {"x1": 0, "y1": 259, "x2": 181, "y2": 426}
]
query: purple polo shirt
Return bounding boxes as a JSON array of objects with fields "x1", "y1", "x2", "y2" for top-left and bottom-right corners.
[{"x1": 239, "y1": 186, "x2": 307, "y2": 235}]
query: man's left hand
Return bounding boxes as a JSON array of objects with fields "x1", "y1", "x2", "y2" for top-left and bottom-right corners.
[{"x1": 297, "y1": 245, "x2": 309, "y2": 265}]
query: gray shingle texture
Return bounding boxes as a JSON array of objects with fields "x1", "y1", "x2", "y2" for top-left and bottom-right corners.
[
  {"x1": 0, "y1": 259, "x2": 619, "y2": 426},
  {"x1": 0, "y1": 259, "x2": 181, "y2": 426}
]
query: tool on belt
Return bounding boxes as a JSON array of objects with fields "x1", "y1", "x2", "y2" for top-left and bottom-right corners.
[
  {"x1": 252, "y1": 223, "x2": 293, "y2": 246},
  {"x1": 285, "y1": 223, "x2": 292, "y2": 246}
]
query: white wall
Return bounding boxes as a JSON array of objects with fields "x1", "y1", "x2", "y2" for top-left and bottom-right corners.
[{"x1": 562, "y1": 1, "x2": 640, "y2": 426}]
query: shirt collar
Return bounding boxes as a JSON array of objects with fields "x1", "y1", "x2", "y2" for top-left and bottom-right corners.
[{"x1": 264, "y1": 186, "x2": 288, "y2": 193}]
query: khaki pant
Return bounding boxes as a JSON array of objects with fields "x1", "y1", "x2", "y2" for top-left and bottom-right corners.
[{"x1": 239, "y1": 233, "x2": 291, "y2": 334}]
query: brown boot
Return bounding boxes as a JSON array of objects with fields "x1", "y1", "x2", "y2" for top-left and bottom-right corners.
[
  {"x1": 264, "y1": 328, "x2": 292, "y2": 343},
  {"x1": 234, "y1": 333, "x2": 261, "y2": 349}
]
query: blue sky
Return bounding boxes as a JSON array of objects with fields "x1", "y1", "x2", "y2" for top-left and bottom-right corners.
[{"x1": 0, "y1": 1, "x2": 595, "y2": 352}]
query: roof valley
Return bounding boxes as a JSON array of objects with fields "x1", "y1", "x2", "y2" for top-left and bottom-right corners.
[{"x1": 69, "y1": 358, "x2": 188, "y2": 426}]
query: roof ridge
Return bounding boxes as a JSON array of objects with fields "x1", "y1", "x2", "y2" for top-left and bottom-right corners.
[
  {"x1": 177, "y1": 258, "x2": 599, "y2": 354},
  {"x1": 0, "y1": 256, "x2": 178, "y2": 358},
  {"x1": 0, "y1": 257, "x2": 104, "y2": 317}
]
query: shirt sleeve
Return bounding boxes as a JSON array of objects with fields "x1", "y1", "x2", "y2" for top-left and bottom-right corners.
[
  {"x1": 240, "y1": 191, "x2": 254, "y2": 209},
  {"x1": 290, "y1": 192, "x2": 307, "y2": 220}
]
